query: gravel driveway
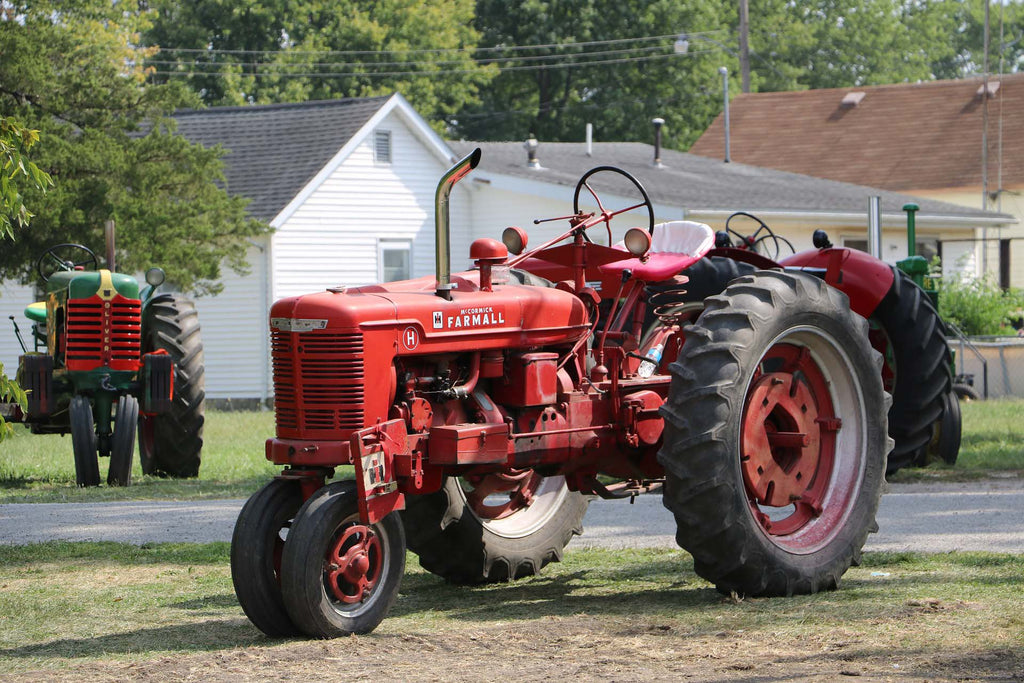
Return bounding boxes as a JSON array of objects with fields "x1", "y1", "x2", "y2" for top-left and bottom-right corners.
[{"x1": 2, "y1": 479, "x2": 1022, "y2": 552}]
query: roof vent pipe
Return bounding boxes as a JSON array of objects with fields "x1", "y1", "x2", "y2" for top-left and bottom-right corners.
[
  {"x1": 585, "y1": 123, "x2": 593, "y2": 156},
  {"x1": 652, "y1": 117, "x2": 665, "y2": 168},
  {"x1": 525, "y1": 136, "x2": 540, "y2": 168}
]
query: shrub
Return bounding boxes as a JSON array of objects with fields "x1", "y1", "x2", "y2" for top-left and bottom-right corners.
[{"x1": 937, "y1": 273, "x2": 1024, "y2": 336}]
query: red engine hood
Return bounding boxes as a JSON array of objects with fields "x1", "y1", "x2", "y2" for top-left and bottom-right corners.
[{"x1": 269, "y1": 270, "x2": 590, "y2": 355}]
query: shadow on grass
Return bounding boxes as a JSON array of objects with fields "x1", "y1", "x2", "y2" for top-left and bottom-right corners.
[{"x1": 0, "y1": 619, "x2": 265, "y2": 660}]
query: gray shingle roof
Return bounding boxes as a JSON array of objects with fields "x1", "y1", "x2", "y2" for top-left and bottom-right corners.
[
  {"x1": 448, "y1": 140, "x2": 1010, "y2": 223},
  {"x1": 173, "y1": 96, "x2": 391, "y2": 222}
]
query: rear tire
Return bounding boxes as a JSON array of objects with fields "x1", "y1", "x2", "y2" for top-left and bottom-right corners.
[
  {"x1": 107, "y1": 395, "x2": 138, "y2": 486},
  {"x1": 281, "y1": 481, "x2": 405, "y2": 638},
  {"x1": 659, "y1": 271, "x2": 890, "y2": 596},
  {"x1": 231, "y1": 479, "x2": 304, "y2": 638},
  {"x1": 870, "y1": 269, "x2": 952, "y2": 473},
  {"x1": 70, "y1": 396, "x2": 99, "y2": 487},
  {"x1": 402, "y1": 474, "x2": 588, "y2": 584},
  {"x1": 138, "y1": 294, "x2": 204, "y2": 478}
]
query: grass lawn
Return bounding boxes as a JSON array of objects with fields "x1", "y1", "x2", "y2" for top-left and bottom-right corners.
[{"x1": 1, "y1": 399, "x2": 1021, "y2": 503}]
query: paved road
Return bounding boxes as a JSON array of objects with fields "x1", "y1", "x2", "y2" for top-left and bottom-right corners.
[{"x1": 1, "y1": 479, "x2": 1022, "y2": 552}]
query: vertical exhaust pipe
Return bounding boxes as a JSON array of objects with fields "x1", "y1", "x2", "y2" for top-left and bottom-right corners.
[
  {"x1": 104, "y1": 219, "x2": 116, "y2": 271},
  {"x1": 436, "y1": 148, "x2": 482, "y2": 299}
]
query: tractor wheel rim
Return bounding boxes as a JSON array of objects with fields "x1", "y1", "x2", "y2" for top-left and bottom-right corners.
[
  {"x1": 323, "y1": 517, "x2": 385, "y2": 610},
  {"x1": 458, "y1": 473, "x2": 570, "y2": 539},
  {"x1": 740, "y1": 327, "x2": 866, "y2": 554}
]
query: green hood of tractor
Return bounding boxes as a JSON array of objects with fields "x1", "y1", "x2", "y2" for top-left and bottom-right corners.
[{"x1": 47, "y1": 270, "x2": 139, "y2": 300}]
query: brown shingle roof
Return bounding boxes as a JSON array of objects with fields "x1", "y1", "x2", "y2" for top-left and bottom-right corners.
[{"x1": 689, "y1": 74, "x2": 1024, "y2": 192}]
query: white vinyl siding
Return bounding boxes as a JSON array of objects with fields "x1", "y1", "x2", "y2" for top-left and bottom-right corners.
[
  {"x1": 271, "y1": 111, "x2": 471, "y2": 301},
  {"x1": 195, "y1": 243, "x2": 271, "y2": 401},
  {"x1": 0, "y1": 281, "x2": 39, "y2": 375}
]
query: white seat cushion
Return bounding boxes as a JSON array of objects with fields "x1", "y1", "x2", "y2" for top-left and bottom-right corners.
[{"x1": 649, "y1": 221, "x2": 715, "y2": 256}]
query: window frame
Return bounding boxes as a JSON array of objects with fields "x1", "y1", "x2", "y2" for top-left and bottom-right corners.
[{"x1": 378, "y1": 239, "x2": 412, "y2": 283}]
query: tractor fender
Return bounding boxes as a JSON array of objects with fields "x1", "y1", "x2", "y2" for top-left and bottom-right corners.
[{"x1": 780, "y1": 247, "x2": 895, "y2": 319}]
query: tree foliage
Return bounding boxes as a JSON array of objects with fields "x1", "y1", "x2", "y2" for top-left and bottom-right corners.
[
  {"x1": 456, "y1": 0, "x2": 729, "y2": 149},
  {"x1": 143, "y1": 0, "x2": 495, "y2": 129},
  {"x1": 1, "y1": 116, "x2": 52, "y2": 241},
  {"x1": 0, "y1": 116, "x2": 48, "y2": 441},
  {"x1": 136, "y1": 0, "x2": 1024, "y2": 149},
  {"x1": 0, "y1": 0, "x2": 267, "y2": 294}
]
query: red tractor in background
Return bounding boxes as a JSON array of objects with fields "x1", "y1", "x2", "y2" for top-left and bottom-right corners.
[{"x1": 231, "y1": 150, "x2": 948, "y2": 639}]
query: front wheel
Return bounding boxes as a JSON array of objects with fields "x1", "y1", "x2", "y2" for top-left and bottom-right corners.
[
  {"x1": 659, "y1": 271, "x2": 890, "y2": 596},
  {"x1": 70, "y1": 396, "x2": 99, "y2": 487},
  {"x1": 402, "y1": 473, "x2": 588, "y2": 584},
  {"x1": 231, "y1": 479, "x2": 304, "y2": 638},
  {"x1": 107, "y1": 395, "x2": 138, "y2": 486},
  {"x1": 281, "y1": 481, "x2": 405, "y2": 638}
]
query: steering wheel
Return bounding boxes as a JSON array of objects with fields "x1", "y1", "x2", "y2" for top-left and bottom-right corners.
[
  {"x1": 36, "y1": 243, "x2": 99, "y2": 282},
  {"x1": 723, "y1": 211, "x2": 795, "y2": 260},
  {"x1": 572, "y1": 166, "x2": 655, "y2": 244}
]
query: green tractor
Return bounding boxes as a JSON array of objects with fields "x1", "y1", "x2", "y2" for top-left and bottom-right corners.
[{"x1": 4, "y1": 225, "x2": 205, "y2": 485}]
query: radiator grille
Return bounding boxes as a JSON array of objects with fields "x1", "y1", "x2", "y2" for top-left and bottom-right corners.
[
  {"x1": 272, "y1": 330, "x2": 365, "y2": 436},
  {"x1": 65, "y1": 296, "x2": 142, "y2": 371}
]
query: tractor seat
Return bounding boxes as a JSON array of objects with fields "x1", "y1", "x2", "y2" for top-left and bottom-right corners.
[
  {"x1": 24, "y1": 301, "x2": 47, "y2": 324},
  {"x1": 600, "y1": 220, "x2": 715, "y2": 285}
]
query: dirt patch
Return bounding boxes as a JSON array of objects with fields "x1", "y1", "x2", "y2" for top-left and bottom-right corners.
[{"x1": 7, "y1": 616, "x2": 1020, "y2": 682}]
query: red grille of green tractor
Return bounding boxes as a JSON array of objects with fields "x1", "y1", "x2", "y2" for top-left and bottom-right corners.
[
  {"x1": 272, "y1": 330, "x2": 366, "y2": 438},
  {"x1": 65, "y1": 295, "x2": 142, "y2": 372}
]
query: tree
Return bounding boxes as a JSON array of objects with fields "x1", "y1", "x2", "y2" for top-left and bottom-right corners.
[
  {"x1": 746, "y1": 0, "x2": 961, "y2": 91},
  {"x1": 0, "y1": 116, "x2": 51, "y2": 440},
  {"x1": 0, "y1": 0, "x2": 267, "y2": 294},
  {"x1": 928, "y1": 0, "x2": 1024, "y2": 80},
  {"x1": 457, "y1": 0, "x2": 731, "y2": 148},
  {"x1": 142, "y1": 0, "x2": 496, "y2": 130}
]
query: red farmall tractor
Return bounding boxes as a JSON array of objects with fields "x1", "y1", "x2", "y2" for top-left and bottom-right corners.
[{"x1": 232, "y1": 150, "x2": 949, "y2": 638}]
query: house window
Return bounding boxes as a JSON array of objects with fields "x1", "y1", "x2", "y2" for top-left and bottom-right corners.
[
  {"x1": 844, "y1": 237, "x2": 937, "y2": 262},
  {"x1": 843, "y1": 238, "x2": 868, "y2": 253},
  {"x1": 379, "y1": 240, "x2": 411, "y2": 282},
  {"x1": 374, "y1": 130, "x2": 392, "y2": 164}
]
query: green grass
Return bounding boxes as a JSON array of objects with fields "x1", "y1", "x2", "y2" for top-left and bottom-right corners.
[
  {"x1": 0, "y1": 410, "x2": 280, "y2": 503},
  {"x1": 2, "y1": 399, "x2": 1022, "y2": 503},
  {"x1": 0, "y1": 543, "x2": 1020, "y2": 676},
  {"x1": 889, "y1": 398, "x2": 1024, "y2": 482}
]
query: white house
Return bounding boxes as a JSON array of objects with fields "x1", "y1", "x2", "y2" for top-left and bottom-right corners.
[{"x1": 1, "y1": 94, "x2": 1011, "y2": 403}]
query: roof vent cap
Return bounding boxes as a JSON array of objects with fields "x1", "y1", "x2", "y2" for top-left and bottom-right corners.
[
  {"x1": 841, "y1": 91, "x2": 866, "y2": 107},
  {"x1": 524, "y1": 136, "x2": 542, "y2": 169},
  {"x1": 976, "y1": 81, "x2": 1000, "y2": 98}
]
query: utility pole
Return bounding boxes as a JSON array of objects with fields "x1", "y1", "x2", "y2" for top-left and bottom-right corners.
[
  {"x1": 739, "y1": 0, "x2": 751, "y2": 93},
  {"x1": 982, "y1": 0, "x2": 990, "y2": 274}
]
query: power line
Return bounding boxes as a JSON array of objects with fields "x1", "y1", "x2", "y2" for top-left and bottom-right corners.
[
  {"x1": 149, "y1": 47, "x2": 721, "y2": 80},
  {"x1": 146, "y1": 43, "x2": 675, "y2": 71},
  {"x1": 153, "y1": 29, "x2": 730, "y2": 57}
]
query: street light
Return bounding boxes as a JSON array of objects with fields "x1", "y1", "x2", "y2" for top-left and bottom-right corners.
[{"x1": 674, "y1": 32, "x2": 748, "y2": 93}]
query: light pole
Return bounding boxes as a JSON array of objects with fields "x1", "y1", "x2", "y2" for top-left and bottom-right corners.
[
  {"x1": 719, "y1": 66, "x2": 730, "y2": 163},
  {"x1": 674, "y1": 36, "x2": 732, "y2": 163}
]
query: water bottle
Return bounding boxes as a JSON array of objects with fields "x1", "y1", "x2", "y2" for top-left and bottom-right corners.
[{"x1": 637, "y1": 343, "x2": 664, "y2": 378}]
